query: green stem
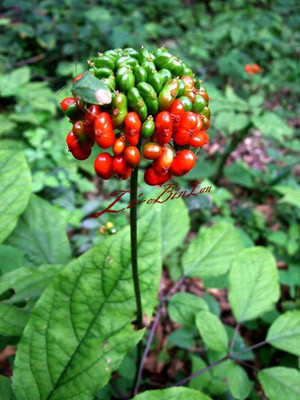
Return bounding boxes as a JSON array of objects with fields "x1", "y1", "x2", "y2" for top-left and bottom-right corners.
[{"x1": 130, "y1": 161, "x2": 143, "y2": 395}]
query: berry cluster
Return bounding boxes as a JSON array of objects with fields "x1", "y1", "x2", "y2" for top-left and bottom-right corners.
[{"x1": 61, "y1": 47, "x2": 211, "y2": 186}]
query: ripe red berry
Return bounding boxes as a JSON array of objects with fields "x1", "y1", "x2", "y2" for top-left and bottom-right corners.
[
  {"x1": 170, "y1": 149, "x2": 196, "y2": 176},
  {"x1": 94, "y1": 153, "x2": 113, "y2": 179},
  {"x1": 73, "y1": 120, "x2": 85, "y2": 138},
  {"x1": 71, "y1": 147, "x2": 91, "y2": 160},
  {"x1": 173, "y1": 111, "x2": 198, "y2": 145},
  {"x1": 112, "y1": 155, "x2": 132, "y2": 179},
  {"x1": 142, "y1": 142, "x2": 163, "y2": 160},
  {"x1": 189, "y1": 131, "x2": 209, "y2": 147},
  {"x1": 168, "y1": 99, "x2": 185, "y2": 133},
  {"x1": 113, "y1": 135, "x2": 126, "y2": 155},
  {"x1": 155, "y1": 111, "x2": 172, "y2": 145},
  {"x1": 152, "y1": 146, "x2": 174, "y2": 176},
  {"x1": 85, "y1": 105, "x2": 101, "y2": 126},
  {"x1": 66, "y1": 131, "x2": 79, "y2": 152},
  {"x1": 94, "y1": 112, "x2": 115, "y2": 149},
  {"x1": 73, "y1": 74, "x2": 83, "y2": 84},
  {"x1": 124, "y1": 112, "x2": 141, "y2": 146},
  {"x1": 60, "y1": 97, "x2": 76, "y2": 111},
  {"x1": 144, "y1": 167, "x2": 171, "y2": 186},
  {"x1": 124, "y1": 146, "x2": 141, "y2": 168}
]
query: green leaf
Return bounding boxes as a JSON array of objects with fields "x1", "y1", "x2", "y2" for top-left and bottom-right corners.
[
  {"x1": 225, "y1": 86, "x2": 248, "y2": 111},
  {"x1": 253, "y1": 112, "x2": 293, "y2": 141},
  {"x1": 182, "y1": 222, "x2": 245, "y2": 277},
  {"x1": 258, "y1": 367, "x2": 300, "y2": 400},
  {"x1": 168, "y1": 292, "x2": 208, "y2": 327},
  {"x1": 188, "y1": 355, "x2": 211, "y2": 391},
  {"x1": 224, "y1": 161, "x2": 254, "y2": 188},
  {"x1": 274, "y1": 186, "x2": 300, "y2": 209},
  {"x1": 228, "y1": 114, "x2": 250, "y2": 133},
  {"x1": 228, "y1": 247, "x2": 280, "y2": 322},
  {"x1": 133, "y1": 387, "x2": 212, "y2": 400},
  {"x1": 0, "y1": 150, "x2": 31, "y2": 243},
  {"x1": 228, "y1": 363, "x2": 252, "y2": 400},
  {"x1": 0, "y1": 244, "x2": 25, "y2": 274},
  {"x1": 13, "y1": 207, "x2": 162, "y2": 400},
  {"x1": 140, "y1": 188, "x2": 190, "y2": 257},
  {"x1": 0, "y1": 303, "x2": 30, "y2": 336},
  {"x1": 266, "y1": 311, "x2": 300, "y2": 356},
  {"x1": 6, "y1": 195, "x2": 71, "y2": 268},
  {"x1": 72, "y1": 71, "x2": 112, "y2": 105},
  {"x1": 196, "y1": 311, "x2": 228, "y2": 353},
  {"x1": 0, "y1": 376, "x2": 16, "y2": 400},
  {"x1": 0, "y1": 67, "x2": 30, "y2": 97}
]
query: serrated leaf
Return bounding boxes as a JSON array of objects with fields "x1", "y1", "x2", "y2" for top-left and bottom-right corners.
[
  {"x1": 228, "y1": 114, "x2": 250, "y2": 133},
  {"x1": 0, "y1": 67, "x2": 30, "y2": 97},
  {"x1": 228, "y1": 363, "x2": 252, "y2": 400},
  {"x1": 6, "y1": 195, "x2": 71, "y2": 268},
  {"x1": 0, "y1": 376, "x2": 15, "y2": 400},
  {"x1": 133, "y1": 387, "x2": 212, "y2": 400},
  {"x1": 168, "y1": 292, "x2": 208, "y2": 327},
  {"x1": 72, "y1": 71, "x2": 112, "y2": 105},
  {"x1": 258, "y1": 367, "x2": 300, "y2": 400},
  {"x1": 266, "y1": 311, "x2": 300, "y2": 356},
  {"x1": 0, "y1": 150, "x2": 31, "y2": 243},
  {"x1": 140, "y1": 189, "x2": 190, "y2": 257},
  {"x1": 228, "y1": 247, "x2": 280, "y2": 322},
  {"x1": 196, "y1": 311, "x2": 228, "y2": 353},
  {"x1": 182, "y1": 222, "x2": 245, "y2": 278},
  {"x1": 13, "y1": 207, "x2": 162, "y2": 400}
]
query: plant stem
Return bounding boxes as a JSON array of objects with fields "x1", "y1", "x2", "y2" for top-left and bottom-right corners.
[{"x1": 130, "y1": 161, "x2": 144, "y2": 396}]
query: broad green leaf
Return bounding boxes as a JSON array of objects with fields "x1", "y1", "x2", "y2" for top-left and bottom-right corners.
[
  {"x1": 72, "y1": 71, "x2": 112, "y2": 105},
  {"x1": 182, "y1": 222, "x2": 245, "y2": 277},
  {"x1": 188, "y1": 355, "x2": 212, "y2": 391},
  {"x1": 274, "y1": 186, "x2": 300, "y2": 209},
  {"x1": 6, "y1": 195, "x2": 71, "y2": 268},
  {"x1": 253, "y1": 112, "x2": 293, "y2": 141},
  {"x1": 168, "y1": 327, "x2": 196, "y2": 349},
  {"x1": 228, "y1": 363, "x2": 252, "y2": 399},
  {"x1": 0, "y1": 150, "x2": 31, "y2": 243},
  {"x1": 168, "y1": 292, "x2": 208, "y2": 327},
  {"x1": 228, "y1": 114, "x2": 250, "y2": 133},
  {"x1": 133, "y1": 387, "x2": 212, "y2": 400},
  {"x1": 0, "y1": 244, "x2": 25, "y2": 274},
  {"x1": 13, "y1": 207, "x2": 162, "y2": 400},
  {"x1": 140, "y1": 188, "x2": 190, "y2": 257},
  {"x1": 0, "y1": 303, "x2": 30, "y2": 336},
  {"x1": 224, "y1": 161, "x2": 254, "y2": 188},
  {"x1": 266, "y1": 311, "x2": 300, "y2": 356},
  {"x1": 0, "y1": 67, "x2": 30, "y2": 97},
  {"x1": 225, "y1": 86, "x2": 248, "y2": 111},
  {"x1": 228, "y1": 247, "x2": 280, "y2": 322},
  {"x1": 196, "y1": 311, "x2": 228, "y2": 353},
  {"x1": 0, "y1": 264, "x2": 61, "y2": 305},
  {"x1": 258, "y1": 367, "x2": 300, "y2": 400},
  {"x1": 0, "y1": 376, "x2": 15, "y2": 400}
]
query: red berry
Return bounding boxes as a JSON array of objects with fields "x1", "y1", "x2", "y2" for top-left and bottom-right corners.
[
  {"x1": 124, "y1": 146, "x2": 141, "y2": 168},
  {"x1": 112, "y1": 155, "x2": 132, "y2": 180},
  {"x1": 124, "y1": 112, "x2": 141, "y2": 146},
  {"x1": 173, "y1": 111, "x2": 198, "y2": 145},
  {"x1": 144, "y1": 167, "x2": 171, "y2": 186},
  {"x1": 94, "y1": 153, "x2": 113, "y2": 179},
  {"x1": 85, "y1": 105, "x2": 101, "y2": 126},
  {"x1": 155, "y1": 111, "x2": 172, "y2": 145},
  {"x1": 170, "y1": 149, "x2": 196, "y2": 176},
  {"x1": 66, "y1": 131, "x2": 79, "y2": 152},
  {"x1": 168, "y1": 99, "x2": 185, "y2": 133},
  {"x1": 73, "y1": 120, "x2": 85, "y2": 138},
  {"x1": 60, "y1": 97, "x2": 76, "y2": 111},
  {"x1": 73, "y1": 74, "x2": 83, "y2": 84},
  {"x1": 142, "y1": 142, "x2": 163, "y2": 160},
  {"x1": 189, "y1": 131, "x2": 209, "y2": 147},
  {"x1": 113, "y1": 135, "x2": 126, "y2": 155},
  {"x1": 152, "y1": 147, "x2": 174, "y2": 176},
  {"x1": 71, "y1": 147, "x2": 91, "y2": 160},
  {"x1": 94, "y1": 112, "x2": 115, "y2": 149}
]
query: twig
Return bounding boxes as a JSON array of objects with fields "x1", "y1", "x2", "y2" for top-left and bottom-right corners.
[
  {"x1": 134, "y1": 307, "x2": 162, "y2": 395},
  {"x1": 15, "y1": 53, "x2": 46, "y2": 66},
  {"x1": 228, "y1": 322, "x2": 240, "y2": 356},
  {"x1": 231, "y1": 340, "x2": 267, "y2": 357}
]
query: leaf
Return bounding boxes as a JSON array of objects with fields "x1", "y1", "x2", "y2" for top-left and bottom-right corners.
[
  {"x1": 168, "y1": 292, "x2": 208, "y2": 327},
  {"x1": 228, "y1": 363, "x2": 252, "y2": 400},
  {"x1": 266, "y1": 311, "x2": 300, "y2": 356},
  {"x1": 133, "y1": 387, "x2": 213, "y2": 400},
  {"x1": 0, "y1": 376, "x2": 16, "y2": 400},
  {"x1": 72, "y1": 71, "x2": 112, "y2": 105},
  {"x1": 228, "y1": 247, "x2": 280, "y2": 322},
  {"x1": 258, "y1": 367, "x2": 300, "y2": 400},
  {"x1": 274, "y1": 186, "x2": 300, "y2": 209},
  {"x1": 168, "y1": 328, "x2": 196, "y2": 349},
  {"x1": 182, "y1": 222, "x2": 245, "y2": 278},
  {"x1": 13, "y1": 207, "x2": 162, "y2": 400},
  {"x1": 0, "y1": 67, "x2": 30, "y2": 97},
  {"x1": 6, "y1": 195, "x2": 71, "y2": 268},
  {"x1": 188, "y1": 355, "x2": 211, "y2": 391},
  {"x1": 196, "y1": 311, "x2": 228, "y2": 353},
  {"x1": 253, "y1": 112, "x2": 293, "y2": 141},
  {"x1": 225, "y1": 86, "x2": 248, "y2": 111},
  {"x1": 227, "y1": 114, "x2": 250, "y2": 133},
  {"x1": 224, "y1": 161, "x2": 254, "y2": 188},
  {"x1": 140, "y1": 187, "x2": 190, "y2": 257},
  {"x1": 0, "y1": 244, "x2": 25, "y2": 274},
  {"x1": 0, "y1": 304, "x2": 30, "y2": 336},
  {"x1": 0, "y1": 150, "x2": 31, "y2": 243}
]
